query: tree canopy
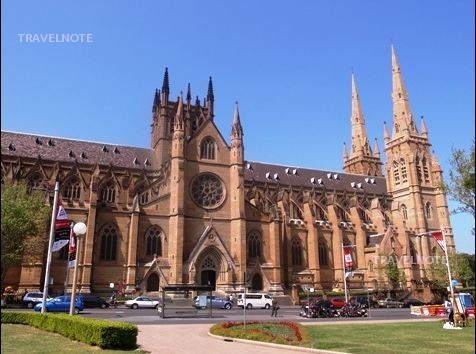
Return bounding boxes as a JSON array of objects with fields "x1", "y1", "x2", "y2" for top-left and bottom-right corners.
[
  {"x1": 1, "y1": 183, "x2": 51, "y2": 288},
  {"x1": 445, "y1": 140, "x2": 475, "y2": 220}
]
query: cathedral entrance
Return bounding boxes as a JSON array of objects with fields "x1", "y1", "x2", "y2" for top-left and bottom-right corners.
[
  {"x1": 200, "y1": 270, "x2": 217, "y2": 290},
  {"x1": 251, "y1": 273, "x2": 263, "y2": 291},
  {"x1": 146, "y1": 273, "x2": 160, "y2": 292}
]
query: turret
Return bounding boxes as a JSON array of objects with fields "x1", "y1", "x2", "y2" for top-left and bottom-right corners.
[
  {"x1": 206, "y1": 76, "x2": 214, "y2": 119},
  {"x1": 161, "y1": 67, "x2": 170, "y2": 105}
]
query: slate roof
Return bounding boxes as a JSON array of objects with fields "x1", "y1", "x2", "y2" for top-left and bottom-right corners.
[
  {"x1": 2, "y1": 131, "x2": 388, "y2": 195},
  {"x1": 243, "y1": 161, "x2": 387, "y2": 195},
  {"x1": 1, "y1": 131, "x2": 154, "y2": 170}
]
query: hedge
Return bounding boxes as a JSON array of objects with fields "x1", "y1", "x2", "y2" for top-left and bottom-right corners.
[{"x1": 1, "y1": 312, "x2": 137, "y2": 349}]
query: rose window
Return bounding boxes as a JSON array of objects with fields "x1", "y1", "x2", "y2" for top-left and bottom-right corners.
[{"x1": 190, "y1": 173, "x2": 225, "y2": 209}]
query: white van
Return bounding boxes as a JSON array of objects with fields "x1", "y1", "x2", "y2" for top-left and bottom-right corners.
[{"x1": 237, "y1": 293, "x2": 273, "y2": 309}]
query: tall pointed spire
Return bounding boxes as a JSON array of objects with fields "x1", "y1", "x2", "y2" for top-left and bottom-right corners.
[
  {"x1": 186, "y1": 83, "x2": 192, "y2": 104},
  {"x1": 420, "y1": 115, "x2": 428, "y2": 138},
  {"x1": 373, "y1": 138, "x2": 380, "y2": 158},
  {"x1": 383, "y1": 121, "x2": 390, "y2": 143},
  {"x1": 161, "y1": 67, "x2": 170, "y2": 104},
  {"x1": 391, "y1": 45, "x2": 417, "y2": 138},
  {"x1": 152, "y1": 88, "x2": 160, "y2": 112},
  {"x1": 206, "y1": 76, "x2": 214, "y2": 118},
  {"x1": 174, "y1": 92, "x2": 184, "y2": 130},
  {"x1": 231, "y1": 101, "x2": 243, "y2": 138},
  {"x1": 350, "y1": 73, "x2": 369, "y2": 157},
  {"x1": 343, "y1": 142, "x2": 349, "y2": 161}
]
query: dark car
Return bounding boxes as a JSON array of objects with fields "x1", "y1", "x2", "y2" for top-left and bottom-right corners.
[
  {"x1": 403, "y1": 298, "x2": 425, "y2": 308},
  {"x1": 81, "y1": 294, "x2": 109, "y2": 309},
  {"x1": 350, "y1": 296, "x2": 379, "y2": 308}
]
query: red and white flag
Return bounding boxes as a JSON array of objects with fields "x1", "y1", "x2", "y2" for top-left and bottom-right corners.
[
  {"x1": 68, "y1": 227, "x2": 77, "y2": 268},
  {"x1": 343, "y1": 245, "x2": 353, "y2": 270},
  {"x1": 430, "y1": 231, "x2": 447, "y2": 252},
  {"x1": 52, "y1": 199, "x2": 70, "y2": 252}
]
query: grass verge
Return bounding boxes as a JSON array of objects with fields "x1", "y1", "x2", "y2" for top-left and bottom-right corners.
[
  {"x1": 1, "y1": 324, "x2": 148, "y2": 354},
  {"x1": 211, "y1": 321, "x2": 475, "y2": 354}
]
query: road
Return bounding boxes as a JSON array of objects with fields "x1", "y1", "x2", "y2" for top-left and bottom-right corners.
[{"x1": 74, "y1": 306, "x2": 422, "y2": 325}]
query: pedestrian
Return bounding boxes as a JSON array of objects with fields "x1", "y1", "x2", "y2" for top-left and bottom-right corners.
[
  {"x1": 271, "y1": 297, "x2": 279, "y2": 317},
  {"x1": 229, "y1": 294, "x2": 234, "y2": 304}
]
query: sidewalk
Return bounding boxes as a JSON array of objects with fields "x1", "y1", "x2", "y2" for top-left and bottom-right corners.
[{"x1": 137, "y1": 319, "x2": 441, "y2": 354}]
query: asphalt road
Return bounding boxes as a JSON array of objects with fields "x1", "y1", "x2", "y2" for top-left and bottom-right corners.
[{"x1": 73, "y1": 306, "x2": 421, "y2": 325}]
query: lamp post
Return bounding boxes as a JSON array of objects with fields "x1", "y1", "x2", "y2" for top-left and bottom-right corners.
[{"x1": 69, "y1": 222, "x2": 87, "y2": 315}]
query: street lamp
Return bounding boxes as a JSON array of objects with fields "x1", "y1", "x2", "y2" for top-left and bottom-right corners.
[{"x1": 69, "y1": 222, "x2": 87, "y2": 315}]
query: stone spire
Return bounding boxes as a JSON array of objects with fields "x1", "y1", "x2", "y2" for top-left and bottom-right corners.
[
  {"x1": 174, "y1": 93, "x2": 184, "y2": 131},
  {"x1": 152, "y1": 88, "x2": 160, "y2": 113},
  {"x1": 206, "y1": 76, "x2": 214, "y2": 118},
  {"x1": 350, "y1": 73, "x2": 370, "y2": 157},
  {"x1": 391, "y1": 45, "x2": 418, "y2": 138},
  {"x1": 161, "y1": 67, "x2": 170, "y2": 104},
  {"x1": 383, "y1": 121, "x2": 390, "y2": 144},
  {"x1": 231, "y1": 101, "x2": 243, "y2": 139},
  {"x1": 343, "y1": 142, "x2": 349, "y2": 161},
  {"x1": 373, "y1": 138, "x2": 380, "y2": 158},
  {"x1": 420, "y1": 115, "x2": 428, "y2": 138},
  {"x1": 186, "y1": 83, "x2": 192, "y2": 105}
]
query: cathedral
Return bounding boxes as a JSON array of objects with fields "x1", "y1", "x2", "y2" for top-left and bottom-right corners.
[{"x1": 1, "y1": 46, "x2": 455, "y2": 300}]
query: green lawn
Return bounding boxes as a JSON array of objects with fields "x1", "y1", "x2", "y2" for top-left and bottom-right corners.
[
  {"x1": 305, "y1": 322, "x2": 475, "y2": 354},
  {"x1": 1, "y1": 324, "x2": 148, "y2": 354}
]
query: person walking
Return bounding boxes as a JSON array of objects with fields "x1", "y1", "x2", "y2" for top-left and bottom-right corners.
[{"x1": 271, "y1": 297, "x2": 279, "y2": 317}]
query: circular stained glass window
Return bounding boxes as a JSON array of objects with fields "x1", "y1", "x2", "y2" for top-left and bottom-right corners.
[{"x1": 190, "y1": 173, "x2": 226, "y2": 209}]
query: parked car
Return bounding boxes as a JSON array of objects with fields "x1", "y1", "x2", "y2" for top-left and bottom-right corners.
[
  {"x1": 193, "y1": 295, "x2": 233, "y2": 310},
  {"x1": 378, "y1": 298, "x2": 404, "y2": 308},
  {"x1": 23, "y1": 292, "x2": 51, "y2": 309},
  {"x1": 350, "y1": 296, "x2": 379, "y2": 308},
  {"x1": 124, "y1": 296, "x2": 160, "y2": 309},
  {"x1": 402, "y1": 298, "x2": 425, "y2": 308},
  {"x1": 34, "y1": 295, "x2": 84, "y2": 314},
  {"x1": 330, "y1": 297, "x2": 347, "y2": 308},
  {"x1": 236, "y1": 293, "x2": 273, "y2": 309},
  {"x1": 81, "y1": 294, "x2": 109, "y2": 309}
]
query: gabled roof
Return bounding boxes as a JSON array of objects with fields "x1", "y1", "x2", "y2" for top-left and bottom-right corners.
[
  {"x1": 244, "y1": 161, "x2": 387, "y2": 195},
  {"x1": 1, "y1": 131, "x2": 154, "y2": 170}
]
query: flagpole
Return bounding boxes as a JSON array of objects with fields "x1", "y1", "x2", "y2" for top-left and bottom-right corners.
[
  {"x1": 41, "y1": 181, "x2": 59, "y2": 313},
  {"x1": 341, "y1": 243, "x2": 348, "y2": 303},
  {"x1": 63, "y1": 223, "x2": 74, "y2": 295},
  {"x1": 441, "y1": 226, "x2": 455, "y2": 308}
]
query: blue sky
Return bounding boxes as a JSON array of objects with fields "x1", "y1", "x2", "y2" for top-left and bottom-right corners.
[{"x1": 2, "y1": 0, "x2": 474, "y2": 253}]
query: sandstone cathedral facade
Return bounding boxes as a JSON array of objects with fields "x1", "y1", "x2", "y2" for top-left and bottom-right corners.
[{"x1": 1, "y1": 46, "x2": 455, "y2": 299}]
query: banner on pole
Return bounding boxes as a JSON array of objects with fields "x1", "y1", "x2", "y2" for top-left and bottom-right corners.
[
  {"x1": 430, "y1": 231, "x2": 446, "y2": 252},
  {"x1": 343, "y1": 245, "x2": 353, "y2": 270},
  {"x1": 68, "y1": 228, "x2": 77, "y2": 268},
  {"x1": 53, "y1": 200, "x2": 70, "y2": 252}
]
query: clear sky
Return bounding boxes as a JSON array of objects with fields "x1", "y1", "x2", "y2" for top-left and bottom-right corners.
[{"x1": 2, "y1": 0, "x2": 474, "y2": 253}]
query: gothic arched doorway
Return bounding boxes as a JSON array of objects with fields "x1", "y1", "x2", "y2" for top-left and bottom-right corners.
[
  {"x1": 251, "y1": 273, "x2": 263, "y2": 291},
  {"x1": 201, "y1": 270, "x2": 217, "y2": 290},
  {"x1": 146, "y1": 273, "x2": 160, "y2": 291}
]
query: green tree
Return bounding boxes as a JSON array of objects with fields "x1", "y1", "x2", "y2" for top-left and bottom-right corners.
[
  {"x1": 430, "y1": 251, "x2": 475, "y2": 288},
  {"x1": 1, "y1": 183, "x2": 51, "y2": 288},
  {"x1": 445, "y1": 140, "x2": 475, "y2": 232}
]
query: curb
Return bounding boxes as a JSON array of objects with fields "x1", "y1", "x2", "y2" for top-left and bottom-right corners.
[{"x1": 207, "y1": 331, "x2": 349, "y2": 354}]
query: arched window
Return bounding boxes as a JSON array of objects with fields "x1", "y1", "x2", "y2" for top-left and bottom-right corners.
[
  {"x1": 28, "y1": 173, "x2": 44, "y2": 193},
  {"x1": 100, "y1": 224, "x2": 118, "y2": 261},
  {"x1": 248, "y1": 231, "x2": 261, "y2": 258},
  {"x1": 400, "y1": 159, "x2": 407, "y2": 183},
  {"x1": 145, "y1": 227, "x2": 162, "y2": 256},
  {"x1": 415, "y1": 156, "x2": 422, "y2": 183},
  {"x1": 422, "y1": 157, "x2": 430, "y2": 183},
  {"x1": 200, "y1": 137, "x2": 215, "y2": 160},
  {"x1": 425, "y1": 202, "x2": 432, "y2": 219},
  {"x1": 401, "y1": 204, "x2": 408, "y2": 220},
  {"x1": 318, "y1": 239, "x2": 328, "y2": 266},
  {"x1": 63, "y1": 177, "x2": 81, "y2": 200},
  {"x1": 393, "y1": 160, "x2": 400, "y2": 185},
  {"x1": 368, "y1": 260, "x2": 374, "y2": 272},
  {"x1": 338, "y1": 206, "x2": 349, "y2": 222},
  {"x1": 409, "y1": 242, "x2": 418, "y2": 264},
  {"x1": 291, "y1": 238, "x2": 302, "y2": 266},
  {"x1": 99, "y1": 180, "x2": 116, "y2": 203},
  {"x1": 314, "y1": 204, "x2": 328, "y2": 221}
]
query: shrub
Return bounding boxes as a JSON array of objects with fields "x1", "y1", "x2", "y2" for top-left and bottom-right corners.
[{"x1": 1, "y1": 312, "x2": 137, "y2": 349}]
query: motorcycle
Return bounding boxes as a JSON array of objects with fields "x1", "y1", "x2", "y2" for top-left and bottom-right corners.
[{"x1": 108, "y1": 296, "x2": 118, "y2": 308}]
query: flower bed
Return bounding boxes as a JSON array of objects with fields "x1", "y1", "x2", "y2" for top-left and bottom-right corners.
[{"x1": 210, "y1": 321, "x2": 309, "y2": 347}]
